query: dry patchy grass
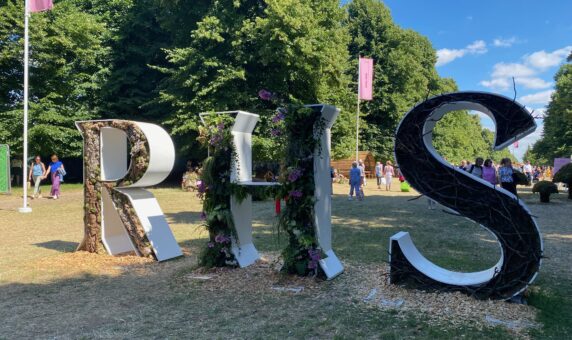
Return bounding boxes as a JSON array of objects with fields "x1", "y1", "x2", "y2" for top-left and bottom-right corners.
[{"x1": 0, "y1": 182, "x2": 570, "y2": 339}]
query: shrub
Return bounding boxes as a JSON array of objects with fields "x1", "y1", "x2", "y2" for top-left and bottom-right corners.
[
  {"x1": 532, "y1": 181, "x2": 559, "y2": 203},
  {"x1": 553, "y1": 163, "x2": 572, "y2": 199},
  {"x1": 513, "y1": 170, "x2": 530, "y2": 186}
]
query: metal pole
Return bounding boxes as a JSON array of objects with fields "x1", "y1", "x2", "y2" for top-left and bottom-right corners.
[
  {"x1": 20, "y1": 0, "x2": 32, "y2": 213},
  {"x1": 356, "y1": 57, "x2": 360, "y2": 162}
]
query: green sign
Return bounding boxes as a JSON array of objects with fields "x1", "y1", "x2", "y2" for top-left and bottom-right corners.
[{"x1": 0, "y1": 144, "x2": 10, "y2": 193}]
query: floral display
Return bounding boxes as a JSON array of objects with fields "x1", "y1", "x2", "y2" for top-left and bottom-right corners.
[
  {"x1": 261, "y1": 90, "x2": 327, "y2": 277},
  {"x1": 196, "y1": 114, "x2": 241, "y2": 268}
]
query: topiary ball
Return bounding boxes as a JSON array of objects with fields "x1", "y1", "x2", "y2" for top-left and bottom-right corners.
[{"x1": 532, "y1": 181, "x2": 558, "y2": 194}]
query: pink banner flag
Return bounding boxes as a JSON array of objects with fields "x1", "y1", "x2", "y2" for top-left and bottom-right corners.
[
  {"x1": 28, "y1": 0, "x2": 53, "y2": 13},
  {"x1": 359, "y1": 57, "x2": 374, "y2": 101}
]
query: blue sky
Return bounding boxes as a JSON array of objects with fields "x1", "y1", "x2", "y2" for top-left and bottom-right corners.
[{"x1": 342, "y1": 0, "x2": 572, "y2": 160}]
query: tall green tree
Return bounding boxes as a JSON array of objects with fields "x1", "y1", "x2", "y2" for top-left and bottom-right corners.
[
  {"x1": 0, "y1": 0, "x2": 110, "y2": 157},
  {"x1": 531, "y1": 55, "x2": 572, "y2": 164},
  {"x1": 345, "y1": 0, "x2": 442, "y2": 160},
  {"x1": 157, "y1": 0, "x2": 355, "y2": 161}
]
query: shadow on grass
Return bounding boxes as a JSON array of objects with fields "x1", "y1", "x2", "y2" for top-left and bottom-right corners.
[
  {"x1": 165, "y1": 211, "x2": 202, "y2": 224},
  {"x1": 0, "y1": 261, "x2": 513, "y2": 339},
  {"x1": 34, "y1": 240, "x2": 79, "y2": 252}
]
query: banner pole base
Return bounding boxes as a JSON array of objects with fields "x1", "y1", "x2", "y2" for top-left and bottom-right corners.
[{"x1": 18, "y1": 207, "x2": 32, "y2": 213}]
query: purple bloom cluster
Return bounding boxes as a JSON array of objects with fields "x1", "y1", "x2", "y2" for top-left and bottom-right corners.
[
  {"x1": 271, "y1": 111, "x2": 285, "y2": 124},
  {"x1": 289, "y1": 190, "x2": 303, "y2": 199},
  {"x1": 308, "y1": 249, "x2": 321, "y2": 269},
  {"x1": 270, "y1": 128, "x2": 281, "y2": 137},
  {"x1": 214, "y1": 234, "x2": 231, "y2": 244},
  {"x1": 209, "y1": 122, "x2": 226, "y2": 146},
  {"x1": 288, "y1": 168, "x2": 303, "y2": 182},
  {"x1": 196, "y1": 180, "x2": 206, "y2": 193},
  {"x1": 258, "y1": 89, "x2": 273, "y2": 101}
]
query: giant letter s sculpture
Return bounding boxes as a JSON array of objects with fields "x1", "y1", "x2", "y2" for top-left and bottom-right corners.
[{"x1": 391, "y1": 92, "x2": 543, "y2": 299}]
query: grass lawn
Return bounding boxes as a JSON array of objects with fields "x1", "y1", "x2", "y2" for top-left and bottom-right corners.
[{"x1": 0, "y1": 181, "x2": 570, "y2": 339}]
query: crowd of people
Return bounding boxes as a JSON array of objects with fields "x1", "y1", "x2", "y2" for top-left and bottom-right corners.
[
  {"x1": 334, "y1": 156, "x2": 554, "y2": 202},
  {"x1": 456, "y1": 158, "x2": 553, "y2": 196}
]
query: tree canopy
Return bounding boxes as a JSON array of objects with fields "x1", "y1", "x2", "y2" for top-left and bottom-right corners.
[
  {"x1": 0, "y1": 0, "x2": 512, "y2": 166},
  {"x1": 530, "y1": 54, "x2": 572, "y2": 164}
]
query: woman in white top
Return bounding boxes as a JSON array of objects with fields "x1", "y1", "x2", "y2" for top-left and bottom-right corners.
[{"x1": 384, "y1": 161, "x2": 395, "y2": 191}]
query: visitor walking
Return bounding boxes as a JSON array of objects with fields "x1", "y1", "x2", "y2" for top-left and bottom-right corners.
[
  {"x1": 348, "y1": 161, "x2": 362, "y2": 201},
  {"x1": 384, "y1": 161, "x2": 395, "y2": 191},
  {"x1": 28, "y1": 155, "x2": 46, "y2": 199},
  {"x1": 482, "y1": 159, "x2": 497, "y2": 186},
  {"x1": 498, "y1": 158, "x2": 517, "y2": 196},
  {"x1": 523, "y1": 161, "x2": 533, "y2": 185},
  {"x1": 43, "y1": 154, "x2": 65, "y2": 200},
  {"x1": 358, "y1": 159, "x2": 366, "y2": 198},
  {"x1": 375, "y1": 161, "x2": 383, "y2": 189},
  {"x1": 469, "y1": 157, "x2": 484, "y2": 178}
]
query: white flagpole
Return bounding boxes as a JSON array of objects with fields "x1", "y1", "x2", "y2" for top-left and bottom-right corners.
[
  {"x1": 356, "y1": 57, "x2": 360, "y2": 162},
  {"x1": 20, "y1": 0, "x2": 32, "y2": 213}
]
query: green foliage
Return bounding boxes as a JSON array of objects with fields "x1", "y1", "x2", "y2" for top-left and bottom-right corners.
[
  {"x1": 0, "y1": 0, "x2": 110, "y2": 157},
  {"x1": 531, "y1": 60, "x2": 572, "y2": 163},
  {"x1": 346, "y1": 0, "x2": 442, "y2": 160},
  {"x1": 196, "y1": 114, "x2": 238, "y2": 268},
  {"x1": 432, "y1": 111, "x2": 514, "y2": 164},
  {"x1": 271, "y1": 105, "x2": 325, "y2": 276},
  {"x1": 532, "y1": 180, "x2": 558, "y2": 194},
  {"x1": 156, "y1": 0, "x2": 355, "y2": 161}
]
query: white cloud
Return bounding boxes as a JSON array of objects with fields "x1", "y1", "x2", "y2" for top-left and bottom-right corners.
[
  {"x1": 491, "y1": 63, "x2": 536, "y2": 78},
  {"x1": 436, "y1": 40, "x2": 488, "y2": 66},
  {"x1": 436, "y1": 49, "x2": 466, "y2": 66},
  {"x1": 514, "y1": 77, "x2": 552, "y2": 89},
  {"x1": 519, "y1": 90, "x2": 555, "y2": 106},
  {"x1": 480, "y1": 78, "x2": 510, "y2": 90},
  {"x1": 480, "y1": 45, "x2": 571, "y2": 92},
  {"x1": 524, "y1": 46, "x2": 572, "y2": 69},
  {"x1": 466, "y1": 40, "x2": 487, "y2": 54},
  {"x1": 480, "y1": 65, "x2": 551, "y2": 90},
  {"x1": 493, "y1": 37, "x2": 518, "y2": 47}
]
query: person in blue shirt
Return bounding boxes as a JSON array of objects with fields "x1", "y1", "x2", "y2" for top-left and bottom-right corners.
[
  {"x1": 498, "y1": 158, "x2": 517, "y2": 196},
  {"x1": 348, "y1": 161, "x2": 362, "y2": 201},
  {"x1": 28, "y1": 155, "x2": 46, "y2": 199},
  {"x1": 43, "y1": 154, "x2": 65, "y2": 200}
]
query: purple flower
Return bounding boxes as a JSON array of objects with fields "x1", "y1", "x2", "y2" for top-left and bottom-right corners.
[
  {"x1": 200, "y1": 211, "x2": 207, "y2": 220},
  {"x1": 209, "y1": 133, "x2": 223, "y2": 146},
  {"x1": 271, "y1": 111, "x2": 285, "y2": 123},
  {"x1": 258, "y1": 89, "x2": 273, "y2": 101},
  {"x1": 289, "y1": 190, "x2": 303, "y2": 199},
  {"x1": 196, "y1": 180, "x2": 206, "y2": 193},
  {"x1": 217, "y1": 122, "x2": 225, "y2": 130},
  {"x1": 308, "y1": 249, "x2": 321, "y2": 269},
  {"x1": 270, "y1": 128, "x2": 281, "y2": 137},
  {"x1": 215, "y1": 234, "x2": 231, "y2": 244},
  {"x1": 288, "y1": 168, "x2": 303, "y2": 182},
  {"x1": 208, "y1": 242, "x2": 215, "y2": 248}
]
